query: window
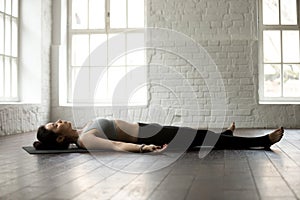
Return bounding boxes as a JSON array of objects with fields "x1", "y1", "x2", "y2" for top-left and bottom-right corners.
[
  {"x1": 0, "y1": 0, "x2": 18, "y2": 101},
  {"x1": 68, "y1": 0, "x2": 147, "y2": 106},
  {"x1": 259, "y1": 0, "x2": 300, "y2": 103}
]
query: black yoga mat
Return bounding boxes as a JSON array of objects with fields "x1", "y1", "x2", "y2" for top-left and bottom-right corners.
[{"x1": 22, "y1": 146, "x2": 89, "y2": 154}]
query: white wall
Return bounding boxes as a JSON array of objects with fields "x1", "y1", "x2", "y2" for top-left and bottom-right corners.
[
  {"x1": 0, "y1": 0, "x2": 294, "y2": 132},
  {"x1": 0, "y1": 0, "x2": 51, "y2": 136},
  {"x1": 50, "y1": 0, "x2": 300, "y2": 129},
  {"x1": 51, "y1": 0, "x2": 300, "y2": 129},
  {"x1": 146, "y1": 0, "x2": 300, "y2": 128}
]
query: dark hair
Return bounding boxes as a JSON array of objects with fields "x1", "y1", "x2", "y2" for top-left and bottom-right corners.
[{"x1": 33, "y1": 125, "x2": 70, "y2": 150}]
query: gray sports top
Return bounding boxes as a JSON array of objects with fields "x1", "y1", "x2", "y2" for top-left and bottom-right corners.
[{"x1": 82, "y1": 118, "x2": 117, "y2": 140}]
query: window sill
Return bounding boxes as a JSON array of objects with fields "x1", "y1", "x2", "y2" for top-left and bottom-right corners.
[
  {"x1": 59, "y1": 102, "x2": 148, "y2": 108},
  {"x1": 0, "y1": 101, "x2": 41, "y2": 105},
  {"x1": 259, "y1": 100, "x2": 300, "y2": 105}
]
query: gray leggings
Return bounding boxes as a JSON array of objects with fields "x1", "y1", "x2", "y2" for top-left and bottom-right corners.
[{"x1": 136, "y1": 123, "x2": 271, "y2": 149}]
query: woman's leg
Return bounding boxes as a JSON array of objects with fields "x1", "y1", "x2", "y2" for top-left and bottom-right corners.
[
  {"x1": 190, "y1": 127, "x2": 284, "y2": 149},
  {"x1": 137, "y1": 123, "x2": 228, "y2": 148},
  {"x1": 137, "y1": 122, "x2": 283, "y2": 149},
  {"x1": 220, "y1": 122, "x2": 235, "y2": 136},
  {"x1": 137, "y1": 123, "x2": 180, "y2": 145},
  {"x1": 137, "y1": 123, "x2": 234, "y2": 145},
  {"x1": 215, "y1": 134, "x2": 271, "y2": 149}
]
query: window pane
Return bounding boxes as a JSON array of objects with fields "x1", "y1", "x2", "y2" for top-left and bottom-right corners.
[
  {"x1": 107, "y1": 66, "x2": 126, "y2": 99},
  {"x1": 263, "y1": 31, "x2": 281, "y2": 63},
  {"x1": 11, "y1": 0, "x2": 18, "y2": 17},
  {"x1": 282, "y1": 31, "x2": 300, "y2": 63},
  {"x1": 72, "y1": 34, "x2": 89, "y2": 66},
  {"x1": 110, "y1": 0, "x2": 126, "y2": 28},
  {"x1": 90, "y1": 34, "x2": 107, "y2": 66},
  {"x1": 68, "y1": 0, "x2": 147, "y2": 105},
  {"x1": 283, "y1": 64, "x2": 300, "y2": 97},
  {"x1": 89, "y1": 0, "x2": 105, "y2": 29},
  {"x1": 0, "y1": 1, "x2": 18, "y2": 100},
  {"x1": 280, "y1": 0, "x2": 297, "y2": 25},
  {"x1": 5, "y1": 16, "x2": 11, "y2": 55},
  {"x1": 70, "y1": 66, "x2": 90, "y2": 101},
  {"x1": 127, "y1": 50, "x2": 145, "y2": 66},
  {"x1": 128, "y1": 85, "x2": 147, "y2": 106},
  {"x1": 11, "y1": 17, "x2": 17, "y2": 57},
  {"x1": 11, "y1": 58, "x2": 17, "y2": 97},
  {"x1": 127, "y1": 66, "x2": 147, "y2": 105},
  {"x1": 108, "y1": 33, "x2": 125, "y2": 66},
  {"x1": 70, "y1": 67, "x2": 80, "y2": 98},
  {"x1": 128, "y1": 0, "x2": 144, "y2": 28},
  {"x1": 264, "y1": 64, "x2": 281, "y2": 97},
  {"x1": 111, "y1": 54, "x2": 126, "y2": 66},
  {"x1": 127, "y1": 33, "x2": 145, "y2": 65},
  {"x1": 72, "y1": 0, "x2": 88, "y2": 29},
  {"x1": 263, "y1": 0, "x2": 279, "y2": 25},
  {"x1": 5, "y1": 0, "x2": 11, "y2": 15},
  {"x1": 4, "y1": 57, "x2": 10, "y2": 97},
  {"x1": 0, "y1": 14, "x2": 4, "y2": 55},
  {"x1": 0, "y1": 56, "x2": 3, "y2": 96},
  {"x1": 0, "y1": 0, "x2": 4, "y2": 12},
  {"x1": 93, "y1": 67, "x2": 108, "y2": 101}
]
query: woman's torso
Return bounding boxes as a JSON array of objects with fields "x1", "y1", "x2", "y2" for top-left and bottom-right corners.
[{"x1": 80, "y1": 118, "x2": 139, "y2": 143}]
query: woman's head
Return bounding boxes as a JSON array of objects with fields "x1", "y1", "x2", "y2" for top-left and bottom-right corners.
[{"x1": 33, "y1": 120, "x2": 78, "y2": 150}]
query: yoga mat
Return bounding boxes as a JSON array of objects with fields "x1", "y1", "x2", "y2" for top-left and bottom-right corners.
[{"x1": 22, "y1": 146, "x2": 89, "y2": 154}]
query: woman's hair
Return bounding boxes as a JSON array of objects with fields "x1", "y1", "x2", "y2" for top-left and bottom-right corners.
[{"x1": 33, "y1": 125, "x2": 70, "y2": 150}]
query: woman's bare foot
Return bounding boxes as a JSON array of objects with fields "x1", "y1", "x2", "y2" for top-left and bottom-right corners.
[
  {"x1": 227, "y1": 122, "x2": 235, "y2": 133},
  {"x1": 222, "y1": 122, "x2": 235, "y2": 136},
  {"x1": 268, "y1": 127, "x2": 284, "y2": 145}
]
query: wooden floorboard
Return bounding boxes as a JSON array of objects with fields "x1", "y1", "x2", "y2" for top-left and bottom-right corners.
[{"x1": 0, "y1": 129, "x2": 299, "y2": 200}]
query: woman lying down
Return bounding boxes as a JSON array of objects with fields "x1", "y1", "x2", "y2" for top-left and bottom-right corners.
[{"x1": 33, "y1": 118, "x2": 284, "y2": 153}]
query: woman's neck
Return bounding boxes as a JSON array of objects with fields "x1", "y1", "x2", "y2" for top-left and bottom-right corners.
[
  {"x1": 74, "y1": 129, "x2": 85, "y2": 148},
  {"x1": 68, "y1": 129, "x2": 80, "y2": 143}
]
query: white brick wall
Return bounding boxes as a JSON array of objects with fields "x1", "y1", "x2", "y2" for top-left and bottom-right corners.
[
  {"x1": 48, "y1": 0, "x2": 300, "y2": 130},
  {"x1": 141, "y1": 0, "x2": 299, "y2": 128}
]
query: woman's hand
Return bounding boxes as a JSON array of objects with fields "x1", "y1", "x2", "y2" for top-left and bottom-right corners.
[{"x1": 141, "y1": 144, "x2": 168, "y2": 153}]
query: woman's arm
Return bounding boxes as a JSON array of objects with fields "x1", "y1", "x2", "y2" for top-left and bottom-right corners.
[{"x1": 79, "y1": 133, "x2": 166, "y2": 153}]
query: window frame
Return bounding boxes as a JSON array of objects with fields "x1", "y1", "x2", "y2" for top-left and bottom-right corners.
[
  {"x1": 259, "y1": 0, "x2": 300, "y2": 104},
  {"x1": 0, "y1": 0, "x2": 19, "y2": 102},
  {"x1": 67, "y1": 0, "x2": 147, "y2": 106}
]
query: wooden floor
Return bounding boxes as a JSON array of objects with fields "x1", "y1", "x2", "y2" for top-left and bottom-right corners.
[{"x1": 0, "y1": 129, "x2": 300, "y2": 200}]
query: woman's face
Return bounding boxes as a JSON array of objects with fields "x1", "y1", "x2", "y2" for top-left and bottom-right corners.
[{"x1": 45, "y1": 119, "x2": 73, "y2": 136}]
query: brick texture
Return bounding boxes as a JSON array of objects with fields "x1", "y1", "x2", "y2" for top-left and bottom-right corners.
[{"x1": 52, "y1": 0, "x2": 300, "y2": 129}]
